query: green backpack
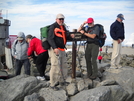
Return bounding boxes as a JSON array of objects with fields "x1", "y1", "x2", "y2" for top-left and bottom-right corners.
[
  {"x1": 40, "y1": 25, "x2": 50, "y2": 39},
  {"x1": 40, "y1": 25, "x2": 51, "y2": 50}
]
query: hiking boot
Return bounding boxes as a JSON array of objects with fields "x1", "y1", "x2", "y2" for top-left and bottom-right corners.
[
  {"x1": 49, "y1": 86, "x2": 59, "y2": 91},
  {"x1": 59, "y1": 82, "x2": 70, "y2": 86},
  {"x1": 110, "y1": 67, "x2": 118, "y2": 69},
  {"x1": 110, "y1": 65, "x2": 118, "y2": 69},
  {"x1": 89, "y1": 76, "x2": 97, "y2": 80},
  {"x1": 117, "y1": 65, "x2": 122, "y2": 69},
  {"x1": 87, "y1": 74, "x2": 92, "y2": 78},
  {"x1": 36, "y1": 76, "x2": 45, "y2": 81},
  {"x1": 44, "y1": 75, "x2": 50, "y2": 81}
]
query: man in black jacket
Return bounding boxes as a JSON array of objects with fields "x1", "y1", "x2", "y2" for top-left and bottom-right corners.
[
  {"x1": 110, "y1": 14, "x2": 125, "y2": 69},
  {"x1": 48, "y1": 13, "x2": 75, "y2": 90}
]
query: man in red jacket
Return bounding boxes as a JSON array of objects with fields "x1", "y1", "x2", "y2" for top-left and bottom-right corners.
[{"x1": 26, "y1": 35, "x2": 49, "y2": 80}]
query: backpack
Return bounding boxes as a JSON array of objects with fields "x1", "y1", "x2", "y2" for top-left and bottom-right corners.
[
  {"x1": 40, "y1": 25, "x2": 50, "y2": 38},
  {"x1": 95, "y1": 24, "x2": 107, "y2": 47},
  {"x1": 40, "y1": 25, "x2": 51, "y2": 50}
]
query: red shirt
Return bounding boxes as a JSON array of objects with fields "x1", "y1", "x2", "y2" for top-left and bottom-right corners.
[
  {"x1": 98, "y1": 56, "x2": 103, "y2": 60},
  {"x1": 27, "y1": 38, "x2": 47, "y2": 56},
  {"x1": 99, "y1": 48, "x2": 102, "y2": 51}
]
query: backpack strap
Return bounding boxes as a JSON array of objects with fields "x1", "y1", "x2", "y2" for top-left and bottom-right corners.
[{"x1": 14, "y1": 40, "x2": 18, "y2": 46}]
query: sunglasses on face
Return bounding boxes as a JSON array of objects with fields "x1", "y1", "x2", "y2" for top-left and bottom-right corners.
[{"x1": 59, "y1": 18, "x2": 64, "y2": 20}]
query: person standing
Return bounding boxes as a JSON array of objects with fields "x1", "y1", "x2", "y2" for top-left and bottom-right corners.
[
  {"x1": 98, "y1": 55, "x2": 103, "y2": 64},
  {"x1": 11, "y1": 32, "x2": 30, "y2": 76},
  {"x1": 26, "y1": 35, "x2": 49, "y2": 80},
  {"x1": 47, "y1": 13, "x2": 75, "y2": 90},
  {"x1": 110, "y1": 14, "x2": 125, "y2": 69},
  {"x1": 78, "y1": 18, "x2": 100, "y2": 80}
]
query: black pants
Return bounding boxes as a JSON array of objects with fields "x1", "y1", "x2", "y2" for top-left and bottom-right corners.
[
  {"x1": 99, "y1": 60, "x2": 101, "y2": 63},
  {"x1": 15, "y1": 59, "x2": 30, "y2": 75},
  {"x1": 35, "y1": 51, "x2": 49, "y2": 77}
]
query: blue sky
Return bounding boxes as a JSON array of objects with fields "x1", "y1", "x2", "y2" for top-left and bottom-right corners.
[{"x1": 1, "y1": 0, "x2": 134, "y2": 46}]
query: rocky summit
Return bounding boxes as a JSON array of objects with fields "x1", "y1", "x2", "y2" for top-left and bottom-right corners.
[{"x1": 0, "y1": 50, "x2": 134, "y2": 101}]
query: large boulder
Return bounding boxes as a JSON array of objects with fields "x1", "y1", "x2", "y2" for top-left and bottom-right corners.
[
  {"x1": 39, "y1": 88, "x2": 68, "y2": 101},
  {"x1": 70, "y1": 85, "x2": 128, "y2": 101},
  {"x1": 0, "y1": 75, "x2": 48, "y2": 101},
  {"x1": 24, "y1": 93, "x2": 39, "y2": 101},
  {"x1": 102, "y1": 67, "x2": 134, "y2": 101}
]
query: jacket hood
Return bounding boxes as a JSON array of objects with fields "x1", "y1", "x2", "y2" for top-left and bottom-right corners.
[{"x1": 17, "y1": 32, "x2": 25, "y2": 40}]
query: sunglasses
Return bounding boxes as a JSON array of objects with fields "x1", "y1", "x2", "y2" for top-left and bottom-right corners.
[{"x1": 59, "y1": 18, "x2": 64, "y2": 20}]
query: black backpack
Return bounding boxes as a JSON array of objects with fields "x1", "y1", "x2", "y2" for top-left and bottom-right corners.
[{"x1": 95, "y1": 24, "x2": 107, "y2": 47}]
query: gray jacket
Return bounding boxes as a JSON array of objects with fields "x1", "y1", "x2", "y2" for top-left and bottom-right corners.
[
  {"x1": 11, "y1": 40, "x2": 28, "y2": 60},
  {"x1": 11, "y1": 32, "x2": 28, "y2": 60}
]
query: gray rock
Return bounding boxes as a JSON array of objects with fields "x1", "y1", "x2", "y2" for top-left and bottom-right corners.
[
  {"x1": 109, "y1": 85, "x2": 129, "y2": 101},
  {"x1": 102, "y1": 52, "x2": 112, "y2": 63},
  {"x1": 103, "y1": 67, "x2": 134, "y2": 101},
  {"x1": 83, "y1": 78, "x2": 92, "y2": 89},
  {"x1": 77, "y1": 78, "x2": 92, "y2": 91},
  {"x1": 97, "y1": 79, "x2": 116, "y2": 87},
  {"x1": 77, "y1": 79, "x2": 88, "y2": 91},
  {"x1": 98, "y1": 63, "x2": 110, "y2": 73},
  {"x1": 80, "y1": 57, "x2": 86, "y2": 67},
  {"x1": 129, "y1": 60, "x2": 134, "y2": 67},
  {"x1": 66, "y1": 76, "x2": 74, "y2": 83},
  {"x1": 39, "y1": 88, "x2": 68, "y2": 101},
  {"x1": 70, "y1": 85, "x2": 128, "y2": 101},
  {"x1": 66, "y1": 83, "x2": 78, "y2": 96},
  {"x1": 98, "y1": 71, "x2": 103, "y2": 77},
  {"x1": 0, "y1": 75, "x2": 48, "y2": 101},
  {"x1": 70, "y1": 86, "x2": 111, "y2": 101},
  {"x1": 92, "y1": 80, "x2": 101, "y2": 88},
  {"x1": 120, "y1": 54, "x2": 134, "y2": 67},
  {"x1": 24, "y1": 93, "x2": 39, "y2": 101}
]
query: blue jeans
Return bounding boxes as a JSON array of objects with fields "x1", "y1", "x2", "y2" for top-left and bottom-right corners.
[{"x1": 15, "y1": 59, "x2": 30, "y2": 75}]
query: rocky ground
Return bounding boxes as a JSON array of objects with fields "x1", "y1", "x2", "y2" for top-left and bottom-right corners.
[{"x1": 0, "y1": 46, "x2": 134, "y2": 101}]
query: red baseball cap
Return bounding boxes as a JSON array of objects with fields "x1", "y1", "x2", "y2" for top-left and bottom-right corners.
[{"x1": 86, "y1": 18, "x2": 94, "y2": 23}]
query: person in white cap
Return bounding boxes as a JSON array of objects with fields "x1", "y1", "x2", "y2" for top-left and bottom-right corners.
[
  {"x1": 110, "y1": 13, "x2": 125, "y2": 69},
  {"x1": 11, "y1": 32, "x2": 30, "y2": 75},
  {"x1": 47, "y1": 13, "x2": 75, "y2": 90}
]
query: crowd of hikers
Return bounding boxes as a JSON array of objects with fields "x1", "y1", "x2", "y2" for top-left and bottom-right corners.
[{"x1": 11, "y1": 13, "x2": 125, "y2": 91}]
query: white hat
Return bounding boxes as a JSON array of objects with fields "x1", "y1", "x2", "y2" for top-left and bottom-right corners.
[{"x1": 56, "y1": 13, "x2": 65, "y2": 19}]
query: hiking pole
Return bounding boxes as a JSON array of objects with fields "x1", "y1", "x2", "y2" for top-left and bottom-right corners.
[
  {"x1": 83, "y1": 41, "x2": 86, "y2": 52},
  {"x1": 57, "y1": 55, "x2": 69, "y2": 100}
]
